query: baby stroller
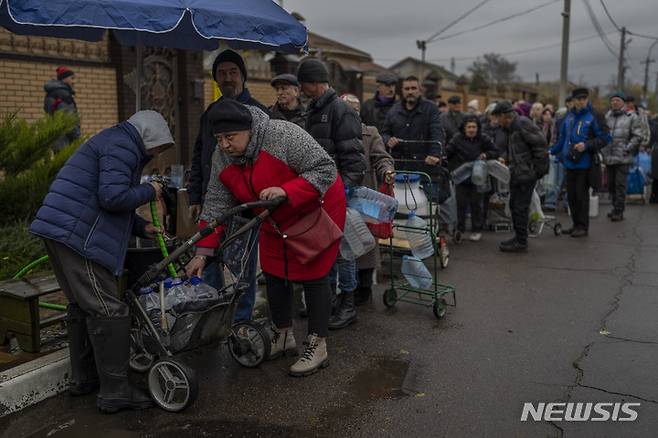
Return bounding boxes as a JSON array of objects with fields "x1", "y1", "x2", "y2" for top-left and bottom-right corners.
[{"x1": 125, "y1": 198, "x2": 285, "y2": 412}]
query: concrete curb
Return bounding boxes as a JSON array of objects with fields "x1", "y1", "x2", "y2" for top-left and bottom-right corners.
[{"x1": 0, "y1": 348, "x2": 70, "y2": 418}]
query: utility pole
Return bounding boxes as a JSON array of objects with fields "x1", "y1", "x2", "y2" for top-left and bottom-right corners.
[
  {"x1": 617, "y1": 27, "x2": 627, "y2": 90},
  {"x1": 559, "y1": 0, "x2": 571, "y2": 107},
  {"x1": 642, "y1": 40, "x2": 658, "y2": 103},
  {"x1": 451, "y1": 57, "x2": 455, "y2": 74},
  {"x1": 417, "y1": 40, "x2": 427, "y2": 80}
]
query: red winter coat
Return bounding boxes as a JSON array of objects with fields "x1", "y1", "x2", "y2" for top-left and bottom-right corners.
[{"x1": 197, "y1": 107, "x2": 345, "y2": 281}]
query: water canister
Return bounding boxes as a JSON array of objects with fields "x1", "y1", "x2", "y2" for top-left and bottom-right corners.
[
  {"x1": 451, "y1": 162, "x2": 475, "y2": 185},
  {"x1": 486, "y1": 160, "x2": 510, "y2": 184},
  {"x1": 401, "y1": 255, "x2": 433, "y2": 289},
  {"x1": 340, "y1": 208, "x2": 376, "y2": 260},
  {"x1": 589, "y1": 192, "x2": 599, "y2": 218},
  {"x1": 471, "y1": 160, "x2": 488, "y2": 187},
  {"x1": 394, "y1": 174, "x2": 428, "y2": 216},
  {"x1": 405, "y1": 211, "x2": 434, "y2": 260},
  {"x1": 347, "y1": 186, "x2": 398, "y2": 224}
]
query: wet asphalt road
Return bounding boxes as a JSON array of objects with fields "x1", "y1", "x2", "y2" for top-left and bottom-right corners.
[{"x1": 2, "y1": 202, "x2": 658, "y2": 438}]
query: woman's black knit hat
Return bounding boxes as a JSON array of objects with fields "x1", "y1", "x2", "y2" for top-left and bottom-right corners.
[{"x1": 207, "y1": 98, "x2": 253, "y2": 134}]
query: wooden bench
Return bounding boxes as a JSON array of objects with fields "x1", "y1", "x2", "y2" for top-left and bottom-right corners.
[{"x1": 0, "y1": 275, "x2": 66, "y2": 353}]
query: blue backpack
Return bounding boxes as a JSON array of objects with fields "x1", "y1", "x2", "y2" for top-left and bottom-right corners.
[{"x1": 627, "y1": 166, "x2": 645, "y2": 195}]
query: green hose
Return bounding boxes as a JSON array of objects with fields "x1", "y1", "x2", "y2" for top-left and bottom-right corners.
[
  {"x1": 13, "y1": 255, "x2": 68, "y2": 311},
  {"x1": 150, "y1": 200, "x2": 178, "y2": 278}
]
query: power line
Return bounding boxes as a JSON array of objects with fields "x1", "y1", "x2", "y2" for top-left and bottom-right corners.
[
  {"x1": 627, "y1": 30, "x2": 658, "y2": 41},
  {"x1": 583, "y1": 0, "x2": 618, "y2": 59},
  {"x1": 599, "y1": 0, "x2": 622, "y2": 32},
  {"x1": 426, "y1": 0, "x2": 560, "y2": 45},
  {"x1": 426, "y1": 0, "x2": 493, "y2": 43}
]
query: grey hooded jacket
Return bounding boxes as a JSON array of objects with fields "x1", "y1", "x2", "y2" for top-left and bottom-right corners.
[{"x1": 603, "y1": 109, "x2": 643, "y2": 165}]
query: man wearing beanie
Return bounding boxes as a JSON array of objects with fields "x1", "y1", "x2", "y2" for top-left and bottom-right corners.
[
  {"x1": 297, "y1": 57, "x2": 366, "y2": 330},
  {"x1": 188, "y1": 49, "x2": 270, "y2": 323},
  {"x1": 43, "y1": 66, "x2": 81, "y2": 150},
  {"x1": 603, "y1": 91, "x2": 643, "y2": 221},
  {"x1": 361, "y1": 72, "x2": 398, "y2": 132},
  {"x1": 31, "y1": 110, "x2": 174, "y2": 413}
]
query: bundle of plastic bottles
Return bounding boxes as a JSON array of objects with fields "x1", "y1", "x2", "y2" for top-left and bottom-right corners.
[{"x1": 347, "y1": 186, "x2": 398, "y2": 224}]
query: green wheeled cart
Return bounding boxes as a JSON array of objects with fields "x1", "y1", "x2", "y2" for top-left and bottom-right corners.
[{"x1": 384, "y1": 170, "x2": 456, "y2": 319}]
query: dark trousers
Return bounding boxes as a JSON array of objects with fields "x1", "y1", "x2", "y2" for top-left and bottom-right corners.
[
  {"x1": 266, "y1": 274, "x2": 331, "y2": 338},
  {"x1": 566, "y1": 169, "x2": 590, "y2": 231},
  {"x1": 456, "y1": 182, "x2": 483, "y2": 232},
  {"x1": 358, "y1": 268, "x2": 374, "y2": 289},
  {"x1": 607, "y1": 164, "x2": 630, "y2": 213},
  {"x1": 509, "y1": 180, "x2": 535, "y2": 244},
  {"x1": 44, "y1": 239, "x2": 127, "y2": 317}
]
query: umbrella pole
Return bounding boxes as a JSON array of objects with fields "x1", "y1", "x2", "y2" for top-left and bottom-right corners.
[{"x1": 135, "y1": 34, "x2": 143, "y2": 112}]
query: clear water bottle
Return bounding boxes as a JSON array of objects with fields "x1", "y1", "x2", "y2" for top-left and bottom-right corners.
[
  {"x1": 164, "y1": 278, "x2": 186, "y2": 309},
  {"x1": 451, "y1": 162, "x2": 474, "y2": 185},
  {"x1": 471, "y1": 160, "x2": 488, "y2": 186},
  {"x1": 401, "y1": 255, "x2": 433, "y2": 289},
  {"x1": 138, "y1": 286, "x2": 158, "y2": 312},
  {"x1": 405, "y1": 211, "x2": 434, "y2": 260},
  {"x1": 340, "y1": 208, "x2": 376, "y2": 260},
  {"x1": 347, "y1": 186, "x2": 398, "y2": 224},
  {"x1": 189, "y1": 276, "x2": 219, "y2": 300},
  {"x1": 486, "y1": 160, "x2": 510, "y2": 184}
]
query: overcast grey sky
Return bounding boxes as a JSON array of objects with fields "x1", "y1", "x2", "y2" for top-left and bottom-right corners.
[{"x1": 281, "y1": 0, "x2": 658, "y2": 88}]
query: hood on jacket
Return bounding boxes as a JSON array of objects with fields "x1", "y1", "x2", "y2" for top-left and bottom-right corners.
[
  {"x1": 44, "y1": 79, "x2": 73, "y2": 94},
  {"x1": 127, "y1": 110, "x2": 174, "y2": 150}
]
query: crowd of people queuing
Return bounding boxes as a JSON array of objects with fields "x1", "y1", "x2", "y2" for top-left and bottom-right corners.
[{"x1": 32, "y1": 51, "x2": 658, "y2": 413}]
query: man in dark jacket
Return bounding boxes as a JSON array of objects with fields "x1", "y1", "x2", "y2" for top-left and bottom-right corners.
[
  {"x1": 187, "y1": 50, "x2": 267, "y2": 322},
  {"x1": 269, "y1": 73, "x2": 306, "y2": 128},
  {"x1": 439, "y1": 95, "x2": 464, "y2": 143},
  {"x1": 297, "y1": 57, "x2": 366, "y2": 330},
  {"x1": 43, "y1": 66, "x2": 81, "y2": 150},
  {"x1": 550, "y1": 88, "x2": 610, "y2": 238},
  {"x1": 493, "y1": 101, "x2": 548, "y2": 252},
  {"x1": 361, "y1": 72, "x2": 397, "y2": 132},
  {"x1": 381, "y1": 75, "x2": 444, "y2": 170},
  {"x1": 30, "y1": 111, "x2": 173, "y2": 413}
]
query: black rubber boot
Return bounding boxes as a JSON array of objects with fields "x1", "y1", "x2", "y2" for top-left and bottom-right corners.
[
  {"x1": 87, "y1": 316, "x2": 153, "y2": 414},
  {"x1": 330, "y1": 283, "x2": 339, "y2": 316},
  {"x1": 67, "y1": 304, "x2": 99, "y2": 396},
  {"x1": 328, "y1": 292, "x2": 357, "y2": 330}
]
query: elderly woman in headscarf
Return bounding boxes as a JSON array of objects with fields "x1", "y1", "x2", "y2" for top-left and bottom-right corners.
[{"x1": 186, "y1": 99, "x2": 345, "y2": 377}]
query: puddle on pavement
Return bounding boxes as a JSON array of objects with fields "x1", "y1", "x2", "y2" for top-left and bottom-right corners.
[{"x1": 350, "y1": 357, "x2": 410, "y2": 400}]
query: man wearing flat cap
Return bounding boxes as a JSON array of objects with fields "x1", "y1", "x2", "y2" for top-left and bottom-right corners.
[
  {"x1": 361, "y1": 72, "x2": 398, "y2": 132},
  {"x1": 270, "y1": 73, "x2": 306, "y2": 129},
  {"x1": 493, "y1": 101, "x2": 548, "y2": 252},
  {"x1": 603, "y1": 91, "x2": 643, "y2": 221},
  {"x1": 550, "y1": 87, "x2": 610, "y2": 238},
  {"x1": 440, "y1": 95, "x2": 464, "y2": 143}
]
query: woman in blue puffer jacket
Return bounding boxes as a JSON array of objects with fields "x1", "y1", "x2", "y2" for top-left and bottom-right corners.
[{"x1": 30, "y1": 110, "x2": 173, "y2": 414}]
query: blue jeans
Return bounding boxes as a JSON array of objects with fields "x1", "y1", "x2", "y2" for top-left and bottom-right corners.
[
  {"x1": 329, "y1": 256, "x2": 358, "y2": 294},
  {"x1": 203, "y1": 241, "x2": 258, "y2": 322},
  {"x1": 544, "y1": 158, "x2": 566, "y2": 209}
]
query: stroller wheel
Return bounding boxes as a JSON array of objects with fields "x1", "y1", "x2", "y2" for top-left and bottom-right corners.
[
  {"x1": 433, "y1": 298, "x2": 448, "y2": 320},
  {"x1": 148, "y1": 359, "x2": 198, "y2": 412},
  {"x1": 228, "y1": 320, "x2": 271, "y2": 368},
  {"x1": 553, "y1": 223, "x2": 563, "y2": 236}
]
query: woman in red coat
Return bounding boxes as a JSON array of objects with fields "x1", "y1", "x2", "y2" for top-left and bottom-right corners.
[{"x1": 186, "y1": 99, "x2": 345, "y2": 377}]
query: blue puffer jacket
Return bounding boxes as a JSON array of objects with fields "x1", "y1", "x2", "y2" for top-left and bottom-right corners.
[
  {"x1": 30, "y1": 122, "x2": 156, "y2": 275},
  {"x1": 550, "y1": 102, "x2": 610, "y2": 170}
]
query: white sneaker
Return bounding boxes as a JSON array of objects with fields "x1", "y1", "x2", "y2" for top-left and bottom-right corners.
[
  {"x1": 289, "y1": 334, "x2": 329, "y2": 377},
  {"x1": 469, "y1": 232, "x2": 482, "y2": 242},
  {"x1": 269, "y1": 326, "x2": 297, "y2": 360}
]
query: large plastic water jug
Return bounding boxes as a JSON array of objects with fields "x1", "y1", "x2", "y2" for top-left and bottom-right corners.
[
  {"x1": 451, "y1": 162, "x2": 474, "y2": 185},
  {"x1": 471, "y1": 160, "x2": 488, "y2": 186},
  {"x1": 589, "y1": 191, "x2": 599, "y2": 218},
  {"x1": 405, "y1": 212, "x2": 434, "y2": 260},
  {"x1": 340, "y1": 208, "x2": 376, "y2": 260},
  {"x1": 486, "y1": 160, "x2": 510, "y2": 184},
  {"x1": 401, "y1": 255, "x2": 433, "y2": 289},
  {"x1": 348, "y1": 186, "x2": 398, "y2": 224},
  {"x1": 394, "y1": 174, "x2": 428, "y2": 216}
]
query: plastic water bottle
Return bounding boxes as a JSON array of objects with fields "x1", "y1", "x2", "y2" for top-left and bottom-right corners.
[
  {"x1": 451, "y1": 162, "x2": 474, "y2": 185},
  {"x1": 340, "y1": 208, "x2": 376, "y2": 260},
  {"x1": 471, "y1": 160, "x2": 488, "y2": 186},
  {"x1": 138, "y1": 287, "x2": 158, "y2": 312},
  {"x1": 164, "y1": 278, "x2": 186, "y2": 308},
  {"x1": 401, "y1": 255, "x2": 433, "y2": 289},
  {"x1": 189, "y1": 276, "x2": 219, "y2": 300},
  {"x1": 347, "y1": 186, "x2": 398, "y2": 224},
  {"x1": 405, "y1": 211, "x2": 434, "y2": 260},
  {"x1": 486, "y1": 160, "x2": 510, "y2": 184}
]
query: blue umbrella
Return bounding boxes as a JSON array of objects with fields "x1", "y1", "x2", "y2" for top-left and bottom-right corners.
[{"x1": 0, "y1": 0, "x2": 308, "y2": 108}]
